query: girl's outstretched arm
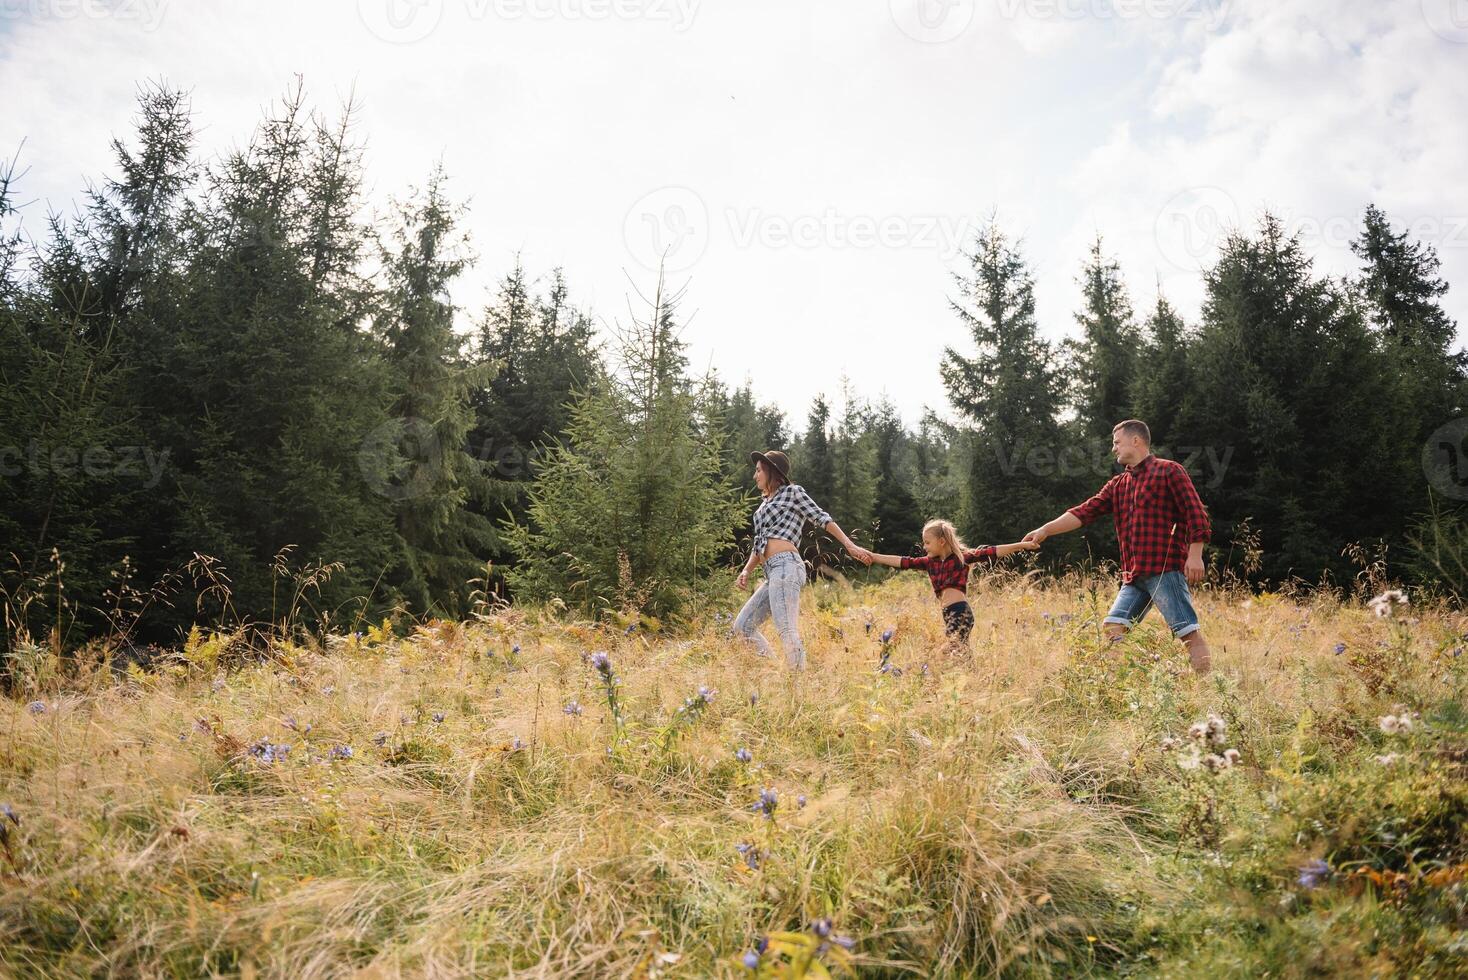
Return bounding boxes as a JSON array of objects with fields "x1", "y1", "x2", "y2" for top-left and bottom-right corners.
[
  {"x1": 864, "y1": 552, "x2": 906, "y2": 569},
  {"x1": 963, "y1": 541, "x2": 1039, "y2": 564}
]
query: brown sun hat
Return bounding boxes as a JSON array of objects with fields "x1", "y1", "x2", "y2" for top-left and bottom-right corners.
[{"x1": 749, "y1": 449, "x2": 791, "y2": 483}]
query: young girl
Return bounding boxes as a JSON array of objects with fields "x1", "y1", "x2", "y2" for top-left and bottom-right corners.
[{"x1": 865, "y1": 519, "x2": 1037, "y2": 646}]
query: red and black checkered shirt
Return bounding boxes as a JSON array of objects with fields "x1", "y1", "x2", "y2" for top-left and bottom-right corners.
[
  {"x1": 1068, "y1": 454, "x2": 1211, "y2": 583},
  {"x1": 900, "y1": 546, "x2": 999, "y2": 598}
]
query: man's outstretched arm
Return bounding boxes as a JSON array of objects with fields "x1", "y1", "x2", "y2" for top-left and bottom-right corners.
[
  {"x1": 1025, "y1": 480, "x2": 1114, "y2": 544},
  {"x1": 1023, "y1": 511, "x2": 1082, "y2": 545}
]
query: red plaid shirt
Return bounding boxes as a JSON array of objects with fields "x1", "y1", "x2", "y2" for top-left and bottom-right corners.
[
  {"x1": 900, "y1": 546, "x2": 999, "y2": 597},
  {"x1": 1068, "y1": 454, "x2": 1210, "y2": 583}
]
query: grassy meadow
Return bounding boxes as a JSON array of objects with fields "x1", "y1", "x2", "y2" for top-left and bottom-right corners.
[{"x1": 2, "y1": 571, "x2": 1466, "y2": 978}]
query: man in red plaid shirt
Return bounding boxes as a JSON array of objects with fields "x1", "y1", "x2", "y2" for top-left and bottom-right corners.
[{"x1": 1024, "y1": 419, "x2": 1213, "y2": 674}]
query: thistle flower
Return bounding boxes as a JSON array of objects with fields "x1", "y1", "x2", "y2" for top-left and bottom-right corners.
[
  {"x1": 1297, "y1": 858, "x2": 1331, "y2": 889},
  {"x1": 1378, "y1": 714, "x2": 1408, "y2": 735},
  {"x1": 563, "y1": 701, "x2": 583, "y2": 717},
  {"x1": 26, "y1": 700, "x2": 45, "y2": 715},
  {"x1": 1205, "y1": 713, "x2": 1227, "y2": 745},
  {"x1": 1160, "y1": 735, "x2": 1180, "y2": 751},
  {"x1": 735, "y1": 747, "x2": 752, "y2": 764},
  {"x1": 1374, "y1": 753, "x2": 1400, "y2": 766},
  {"x1": 1366, "y1": 589, "x2": 1408, "y2": 618},
  {"x1": 751, "y1": 787, "x2": 778, "y2": 819},
  {"x1": 1223, "y1": 748, "x2": 1241, "y2": 765},
  {"x1": 1187, "y1": 722, "x2": 1208, "y2": 740}
]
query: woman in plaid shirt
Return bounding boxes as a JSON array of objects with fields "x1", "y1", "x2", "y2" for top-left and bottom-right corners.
[
  {"x1": 1024, "y1": 420, "x2": 1214, "y2": 674},
  {"x1": 733, "y1": 450, "x2": 871, "y2": 669}
]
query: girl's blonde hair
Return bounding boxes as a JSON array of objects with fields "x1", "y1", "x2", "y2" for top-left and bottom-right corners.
[{"x1": 922, "y1": 519, "x2": 967, "y2": 558}]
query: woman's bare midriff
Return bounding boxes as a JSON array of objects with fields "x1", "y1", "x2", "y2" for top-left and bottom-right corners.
[
  {"x1": 939, "y1": 587, "x2": 966, "y2": 606},
  {"x1": 761, "y1": 538, "x2": 799, "y2": 561}
]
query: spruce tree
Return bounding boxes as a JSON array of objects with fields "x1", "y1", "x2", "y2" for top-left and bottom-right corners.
[
  {"x1": 941, "y1": 220, "x2": 1069, "y2": 544},
  {"x1": 506, "y1": 276, "x2": 745, "y2": 620},
  {"x1": 1184, "y1": 214, "x2": 1397, "y2": 579},
  {"x1": 1129, "y1": 293, "x2": 1192, "y2": 449},
  {"x1": 376, "y1": 166, "x2": 502, "y2": 616},
  {"x1": 1066, "y1": 236, "x2": 1140, "y2": 438}
]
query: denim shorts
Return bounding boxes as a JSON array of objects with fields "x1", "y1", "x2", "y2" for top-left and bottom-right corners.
[{"x1": 1105, "y1": 571, "x2": 1201, "y2": 638}]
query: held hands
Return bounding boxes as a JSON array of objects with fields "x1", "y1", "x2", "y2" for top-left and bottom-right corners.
[
  {"x1": 1022, "y1": 526, "x2": 1049, "y2": 545},
  {"x1": 847, "y1": 544, "x2": 875, "y2": 566},
  {"x1": 997, "y1": 539, "x2": 1042, "y2": 558}
]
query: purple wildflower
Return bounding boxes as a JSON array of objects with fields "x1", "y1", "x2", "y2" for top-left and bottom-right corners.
[
  {"x1": 1333, "y1": 642, "x2": 1347, "y2": 655},
  {"x1": 741, "y1": 949, "x2": 760, "y2": 970},
  {"x1": 328, "y1": 744, "x2": 353, "y2": 761},
  {"x1": 563, "y1": 701, "x2": 583, "y2": 716},
  {"x1": 1297, "y1": 858, "x2": 1331, "y2": 889},
  {"x1": 751, "y1": 787, "x2": 778, "y2": 819},
  {"x1": 589, "y1": 651, "x2": 612, "y2": 676},
  {"x1": 26, "y1": 700, "x2": 45, "y2": 715},
  {"x1": 432, "y1": 712, "x2": 445, "y2": 724},
  {"x1": 879, "y1": 628, "x2": 895, "y2": 645},
  {"x1": 735, "y1": 747, "x2": 752, "y2": 764}
]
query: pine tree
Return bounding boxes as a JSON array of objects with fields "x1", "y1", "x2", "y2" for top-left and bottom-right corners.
[
  {"x1": 941, "y1": 220, "x2": 1069, "y2": 543},
  {"x1": 1066, "y1": 236, "x2": 1140, "y2": 438},
  {"x1": 1129, "y1": 293, "x2": 1192, "y2": 448},
  {"x1": 469, "y1": 261, "x2": 601, "y2": 530},
  {"x1": 870, "y1": 400, "x2": 923, "y2": 554},
  {"x1": 506, "y1": 276, "x2": 745, "y2": 620},
  {"x1": 1351, "y1": 205, "x2": 1467, "y2": 485},
  {"x1": 376, "y1": 166, "x2": 502, "y2": 616},
  {"x1": 1184, "y1": 214, "x2": 1397, "y2": 579}
]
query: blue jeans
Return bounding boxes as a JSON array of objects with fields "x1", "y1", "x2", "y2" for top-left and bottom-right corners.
[
  {"x1": 732, "y1": 551, "x2": 808, "y2": 669},
  {"x1": 1105, "y1": 571, "x2": 1201, "y2": 638}
]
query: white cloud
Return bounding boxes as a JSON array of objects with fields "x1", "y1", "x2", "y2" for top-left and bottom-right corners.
[{"x1": 1, "y1": 0, "x2": 1463, "y2": 429}]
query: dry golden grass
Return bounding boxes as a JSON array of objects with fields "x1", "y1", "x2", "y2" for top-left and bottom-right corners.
[{"x1": 1, "y1": 572, "x2": 1463, "y2": 978}]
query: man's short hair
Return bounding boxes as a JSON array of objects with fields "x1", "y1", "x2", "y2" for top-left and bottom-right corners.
[{"x1": 1113, "y1": 419, "x2": 1151, "y2": 444}]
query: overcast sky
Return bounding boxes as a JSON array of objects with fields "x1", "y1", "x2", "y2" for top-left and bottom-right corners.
[{"x1": 3, "y1": 0, "x2": 1466, "y2": 427}]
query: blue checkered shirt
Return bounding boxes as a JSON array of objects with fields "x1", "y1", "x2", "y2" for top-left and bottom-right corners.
[{"x1": 751, "y1": 484, "x2": 832, "y2": 559}]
